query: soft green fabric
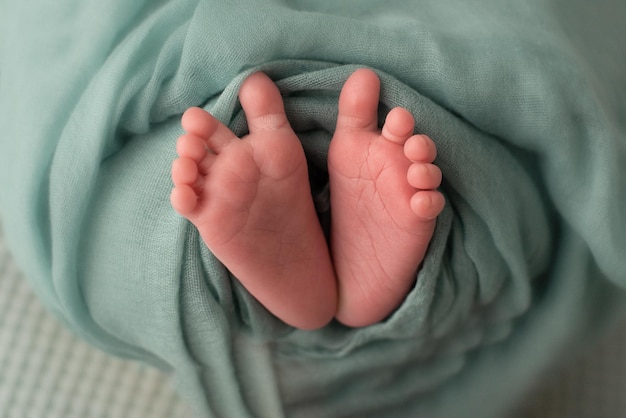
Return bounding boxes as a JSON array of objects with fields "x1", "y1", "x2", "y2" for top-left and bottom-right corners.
[{"x1": 1, "y1": 0, "x2": 624, "y2": 417}]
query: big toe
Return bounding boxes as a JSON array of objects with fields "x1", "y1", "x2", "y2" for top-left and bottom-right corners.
[
  {"x1": 335, "y1": 68, "x2": 381, "y2": 132},
  {"x1": 239, "y1": 72, "x2": 291, "y2": 133}
]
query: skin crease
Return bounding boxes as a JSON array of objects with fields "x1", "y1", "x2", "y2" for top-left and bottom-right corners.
[{"x1": 170, "y1": 69, "x2": 444, "y2": 329}]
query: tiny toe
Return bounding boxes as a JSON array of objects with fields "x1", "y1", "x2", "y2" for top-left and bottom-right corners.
[
  {"x1": 381, "y1": 107, "x2": 415, "y2": 145},
  {"x1": 407, "y1": 163, "x2": 442, "y2": 190},
  {"x1": 410, "y1": 191, "x2": 445, "y2": 220},
  {"x1": 335, "y1": 68, "x2": 380, "y2": 132},
  {"x1": 170, "y1": 185, "x2": 198, "y2": 216},
  {"x1": 404, "y1": 134, "x2": 437, "y2": 163},
  {"x1": 181, "y1": 107, "x2": 237, "y2": 153},
  {"x1": 172, "y1": 157, "x2": 199, "y2": 186},
  {"x1": 181, "y1": 107, "x2": 217, "y2": 136},
  {"x1": 176, "y1": 134, "x2": 207, "y2": 162}
]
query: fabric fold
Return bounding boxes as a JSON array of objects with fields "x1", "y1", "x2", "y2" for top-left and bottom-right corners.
[{"x1": 1, "y1": 0, "x2": 624, "y2": 416}]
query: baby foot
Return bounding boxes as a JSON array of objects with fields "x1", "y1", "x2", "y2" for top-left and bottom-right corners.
[
  {"x1": 328, "y1": 69, "x2": 445, "y2": 327},
  {"x1": 170, "y1": 73, "x2": 337, "y2": 330}
]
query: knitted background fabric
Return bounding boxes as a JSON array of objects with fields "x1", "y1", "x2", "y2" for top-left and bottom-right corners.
[
  {"x1": 1, "y1": 1, "x2": 625, "y2": 417},
  {"x1": 3, "y1": 225, "x2": 626, "y2": 418},
  {"x1": 0, "y1": 225, "x2": 192, "y2": 418},
  {"x1": 3, "y1": 223, "x2": 626, "y2": 418}
]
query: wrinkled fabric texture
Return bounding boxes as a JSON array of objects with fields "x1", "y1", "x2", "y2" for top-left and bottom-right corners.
[{"x1": 1, "y1": 0, "x2": 625, "y2": 417}]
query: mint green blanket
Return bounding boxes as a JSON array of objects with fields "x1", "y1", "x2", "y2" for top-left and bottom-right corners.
[{"x1": 1, "y1": 1, "x2": 625, "y2": 416}]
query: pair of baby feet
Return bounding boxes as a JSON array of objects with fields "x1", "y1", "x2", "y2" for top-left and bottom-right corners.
[{"x1": 170, "y1": 69, "x2": 444, "y2": 329}]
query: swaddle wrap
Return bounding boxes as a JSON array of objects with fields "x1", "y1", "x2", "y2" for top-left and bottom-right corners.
[{"x1": 1, "y1": 1, "x2": 625, "y2": 416}]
